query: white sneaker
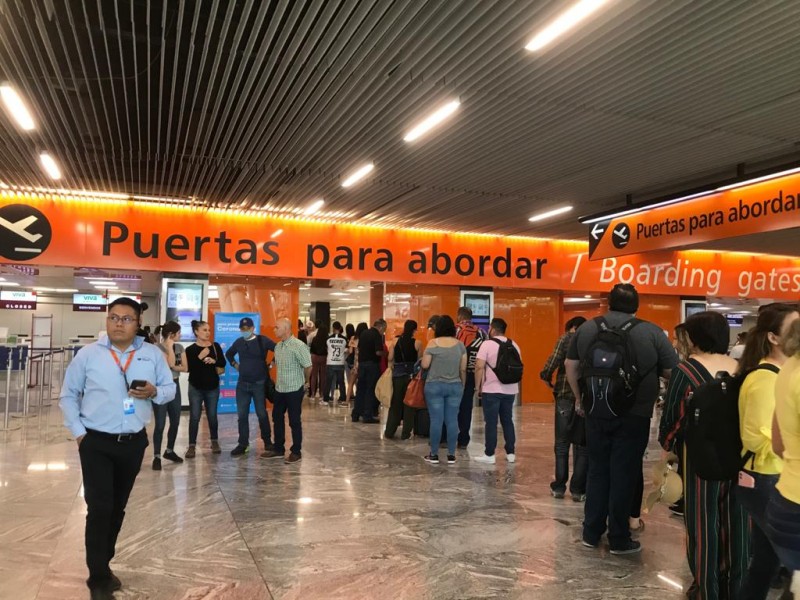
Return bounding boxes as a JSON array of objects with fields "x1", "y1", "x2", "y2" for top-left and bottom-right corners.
[
  {"x1": 507, "y1": 454, "x2": 516, "y2": 463},
  {"x1": 473, "y1": 454, "x2": 496, "y2": 464}
]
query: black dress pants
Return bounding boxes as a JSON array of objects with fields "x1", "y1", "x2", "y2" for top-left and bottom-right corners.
[{"x1": 79, "y1": 429, "x2": 148, "y2": 589}]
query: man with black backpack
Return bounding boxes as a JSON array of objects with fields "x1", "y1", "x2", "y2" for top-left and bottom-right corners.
[
  {"x1": 474, "y1": 318, "x2": 524, "y2": 464},
  {"x1": 565, "y1": 284, "x2": 677, "y2": 555}
]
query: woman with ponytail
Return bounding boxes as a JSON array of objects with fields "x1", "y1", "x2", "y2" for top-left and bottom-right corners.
[
  {"x1": 183, "y1": 320, "x2": 227, "y2": 458},
  {"x1": 737, "y1": 303, "x2": 799, "y2": 599},
  {"x1": 153, "y1": 321, "x2": 185, "y2": 470}
]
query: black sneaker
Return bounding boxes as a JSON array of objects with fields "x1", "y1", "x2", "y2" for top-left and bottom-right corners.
[
  {"x1": 231, "y1": 445, "x2": 249, "y2": 457},
  {"x1": 581, "y1": 536, "x2": 599, "y2": 549},
  {"x1": 447, "y1": 455, "x2": 456, "y2": 465},
  {"x1": 424, "y1": 454, "x2": 439, "y2": 464},
  {"x1": 152, "y1": 457, "x2": 161, "y2": 471},
  {"x1": 668, "y1": 500, "x2": 684, "y2": 517},
  {"x1": 610, "y1": 540, "x2": 642, "y2": 555},
  {"x1": 551, "y1": 488, "x2": 565, "y2": 499},
  {"x1": 362, "y1": 417, "x2": 380, "y2": 424},
  {"x1": 163, "y1": 450, "x2": 184, "y2": 464}
]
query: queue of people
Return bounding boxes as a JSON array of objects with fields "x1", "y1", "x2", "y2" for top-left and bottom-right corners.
[{"x1": 60, "y1": 289, "x2": 800, "y2": 600}]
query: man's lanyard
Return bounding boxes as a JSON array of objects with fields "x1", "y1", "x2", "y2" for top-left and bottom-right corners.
[{"x1": 109, "y1": 348, "x2": 136, "y2": 390}]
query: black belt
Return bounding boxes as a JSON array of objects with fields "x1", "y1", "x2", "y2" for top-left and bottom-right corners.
[{"x1": 86, "y1": 428, "x2": 146, "y2": 443}]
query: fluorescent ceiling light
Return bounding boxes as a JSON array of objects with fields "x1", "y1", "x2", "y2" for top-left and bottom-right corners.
[
  {"x1": 84, "y1": 277, "x2": 114, "y2": 281},
  {"x1": 39, "y1": 153, "x2": 62, "y2": 180},
  {"x1": 403, "y1": 100, "x2": 461, "y2": 142},
  {"x1": 304, "y1": 199, "x2": 325, "y2": 215},
  {"x1": 1, "y1": 282, "x2": 20, "y2": 287},
  {"x1": 529, "y1": 205, "x2": 573, "y2": 222},
  {"x1": 341, "y1": 163, "x2": 375, "y2": 188},
  {"x1": 88, "y1": 280, "x2": 116, "y2": 285},
  {"x1": 271, "y1": 229, "x2": 283, "y2": 238},
  {"x1": 93, "y1": 284, "x2": 116, "y2": 289},
  {"x1": 525, "y1": 0, "x2": 608, "y2": 52},
  {"x1": 330, "y1": 292, "x2": 350, "y2": 297},
  {"x1": 0, "y1": 85, "x2": 36, "y2": 130}
]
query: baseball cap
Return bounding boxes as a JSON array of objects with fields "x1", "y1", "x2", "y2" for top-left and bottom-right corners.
[{"x1": 239, "y1": 317, "x2": 255, "y2": 329}]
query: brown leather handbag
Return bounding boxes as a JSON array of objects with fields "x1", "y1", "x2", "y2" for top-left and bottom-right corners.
[{"x1": 403, "y1": 372, "x2": 426, "y2": 409}]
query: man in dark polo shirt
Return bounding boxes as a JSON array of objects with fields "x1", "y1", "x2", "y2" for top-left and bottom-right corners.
[
  {"x1": 352, "y1": 318, "x2": 387, "y2": 423},
  {"x1": 565, "y1": 284, "x2": 677, "y2": 556}
]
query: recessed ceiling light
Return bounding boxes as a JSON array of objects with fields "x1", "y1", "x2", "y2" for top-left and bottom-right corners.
[
  {"x1": 525, "y1": 0, "x2": 609, "y2": 52},
  {"x1": 271, "y1": 229, "x2": 283, "y2": 238},
  {"x1": 39, "y1": 153, "x2": 62, "y2": 180},
  {"x1": 0, "y1": 85, "x2": 36, "y2": 130},
  {"x1": 341, "y1": 163, "x2": 375, "y2": 188},
  {"x1": 403, "y1": 99, "x2": 461, "y2": 142},
  {"x1": 529, "y1": 206, "x2": 573, "y2": 222}
]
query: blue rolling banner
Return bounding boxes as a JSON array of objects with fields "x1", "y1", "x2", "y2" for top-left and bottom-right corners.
[{"x1": 214, "y1": 312, "x2": 260, "y2": 414}]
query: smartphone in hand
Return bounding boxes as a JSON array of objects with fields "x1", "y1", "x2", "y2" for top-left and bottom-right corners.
[{"x1": 129, "y1": 379, "x2": 147, "y2": 390}]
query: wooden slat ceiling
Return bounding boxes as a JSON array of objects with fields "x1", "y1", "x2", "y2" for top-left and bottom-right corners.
[{"x1": 0, "y1": 0, "x2": 798, "y2": 254}]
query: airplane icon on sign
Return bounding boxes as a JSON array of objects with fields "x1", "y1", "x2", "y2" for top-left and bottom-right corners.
[{"x1": 0, "y1": 215, "x2": 43, "y2": 244}]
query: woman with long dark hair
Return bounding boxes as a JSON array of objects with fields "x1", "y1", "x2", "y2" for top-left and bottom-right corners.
[
  {"x1": 420, "y1": 315, "x2": 466, "y2": 465},
  {"x1": 737, "y1": 303, "x2": 798, "y2": 599},
  {"x1": 346, "y1": 322, "x2": 368, "y2": 403},
  {"x1": 309, "y1": 323, "x2": 329, "y2": 401},
  {"x1": 659, "y1": 311, "x2": 748, "y2": 600},
  {"x1": 183, "y1": 320, "x2": 227, "y2": 458},
  {"x1": 384, "y1": 320, "x2": 422, "y2": 439},
  {"x1": 154, "y1": 321, "x2": 185, "y2": 470}
]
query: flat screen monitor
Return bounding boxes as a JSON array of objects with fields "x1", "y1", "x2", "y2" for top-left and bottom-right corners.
[{"x1": 164, "y1": 281, "x2": 204, "y2": 342}]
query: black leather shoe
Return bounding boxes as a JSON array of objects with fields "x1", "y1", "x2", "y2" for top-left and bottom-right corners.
[
  {"x1": 109, "y1": 571, "x2": 122, "y2": 591},
  {"x1": 152, "y1": 457, "x2": 161, "y2": 471},
  {"x1": 89, "y1": 585, "x2": 114, "y2": 600},
  {"x1": 163, "y1": 450, "x2": 184, "y2": 463},
  {"x1": 362, "y1": 417, "x2": 380, "y2": 424}
]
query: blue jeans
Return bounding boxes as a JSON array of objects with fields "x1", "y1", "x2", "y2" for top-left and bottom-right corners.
[
  {"x1": 425, "y1": 380, "x2": 462, "y2": 456},
  {"x1": 325, "y1": 365, "x2": 346, "y2": 402},
  {"x1": 482, "y1": 393, "x2": 516, "y2": 456},
  {"x1": 273, "y1": 386, "x2": 304, "y2": 456},
  {"x1": 188, "y1": 385, "x2": 219, "y2": 445},
  {"x1": 766, "y1": 491, "x2": 800, "y2": 571},
  {"x1": 153, "y1": 379, "x2": 181, "y2": 455},
  {"x1": 353, "y1": 362, "x2": 379, "y2": 420},
  {"x1": 738, "y1": 471, "x2": 781, "y2": 600},
  {"x1": 236, "y1": 380, "x2": 270, "y2": 447}
]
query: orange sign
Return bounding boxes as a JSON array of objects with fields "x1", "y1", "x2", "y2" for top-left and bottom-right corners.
[
  {"x1": 1, "y1": 193, "x2": 799, "y2": 300},
  {"x1": 588, "y1": 170, "x2": 800, "y2": 260}
]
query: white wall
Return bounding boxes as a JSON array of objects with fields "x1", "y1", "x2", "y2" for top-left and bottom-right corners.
[{"x1": 0, "y1": 294, "x2": 158, "y2": 346}]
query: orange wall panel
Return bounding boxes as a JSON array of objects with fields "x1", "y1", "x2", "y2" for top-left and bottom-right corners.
[{"x1": 493, "y1": 289, "x2": 561, "y2": 404}]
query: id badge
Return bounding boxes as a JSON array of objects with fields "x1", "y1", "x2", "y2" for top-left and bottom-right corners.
[
  {"x1": 123, "y1": 397, "x2": 136, "y2": 416},
  {"x1": 738, "y1": 471, "x2": 756, "y2": 489}
]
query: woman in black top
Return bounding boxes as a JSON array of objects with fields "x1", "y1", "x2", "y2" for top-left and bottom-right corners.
[
  {"x1": 182, "y1": 320, "x2": 226, "y2": 458},
  {"x1": 384, "y1": 320, "x2": 422, "y2": 439},
  {"x1": 309, "y1": 324, "x2": 329, "y2": 400},
  {"x1": 346, "y1": 322, "x2": 368, "y2": 403}
]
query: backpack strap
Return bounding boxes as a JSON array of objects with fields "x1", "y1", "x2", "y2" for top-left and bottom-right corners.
[{"x1": 754, "y1": 363, "x2": 780, "y2": 375}]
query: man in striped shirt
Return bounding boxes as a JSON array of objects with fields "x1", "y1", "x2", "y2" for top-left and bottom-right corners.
[{"x1": 262, "y1": 318, "x2": 312, "y2": 464}]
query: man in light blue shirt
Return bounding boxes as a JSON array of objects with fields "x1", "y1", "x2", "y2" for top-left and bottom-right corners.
[{"x1": 60, "y1": 297, "x2": 174, "y2": 600}]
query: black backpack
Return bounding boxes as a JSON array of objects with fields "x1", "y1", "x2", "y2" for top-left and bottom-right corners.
[
  {"x1": 681, "y1": 361, "x2": 780, "y2": 481},
  {"x1": 579, "y1": 317, "x2": 646, "y2": 419},
  {"x1": 488, "y1": 338, "x2": 524, "y2": 384}
]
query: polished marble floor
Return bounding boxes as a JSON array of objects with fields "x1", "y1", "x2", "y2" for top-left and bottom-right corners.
[{"x1": 0, "y1": 393, "x2": 759, "y2": 600}]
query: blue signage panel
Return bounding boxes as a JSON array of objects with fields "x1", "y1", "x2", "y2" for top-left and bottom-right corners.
[{"x1": 214, "y1": 312, "x2": 260, "y2": 414}]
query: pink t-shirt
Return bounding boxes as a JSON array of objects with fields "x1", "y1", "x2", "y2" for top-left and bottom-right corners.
[{"x1": 477, "y1": 337, "x2": 521, "y2": 395}]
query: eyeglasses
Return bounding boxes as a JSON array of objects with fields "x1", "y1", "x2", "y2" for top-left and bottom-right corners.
[{"x1": 107, "y1": 315, "x2": 138, "y2": 325}]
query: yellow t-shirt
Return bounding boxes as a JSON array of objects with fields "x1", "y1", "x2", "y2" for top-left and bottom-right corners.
[
  {"x1": 775, "y1": 355, "x2": 800, "y2": 504},
  {"x1": 739, "y1": 361, "x2": 783, "y2": 475}
]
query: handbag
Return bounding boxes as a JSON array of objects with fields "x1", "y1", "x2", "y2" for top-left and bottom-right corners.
[
  {"x1": 403, "y1": 371, "x2": 426, "y2": 409},
  {"x1": 211, "y1": 344, "x2": 225, "y2": 376},
  {"x1": 568, "y1": 411, "x2": 586, "y2": 446}
]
